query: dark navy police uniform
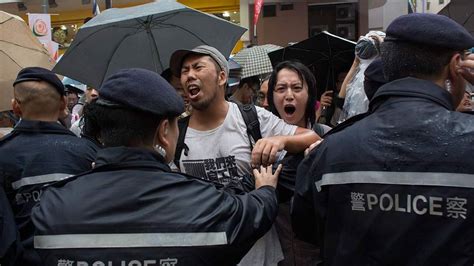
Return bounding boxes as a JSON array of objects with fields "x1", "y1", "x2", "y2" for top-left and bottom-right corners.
[
  {"x1": 0, "y1": 187, "x2": 22, "y2": 266},
  {"x1": 1, "y1": 66, "x2": 98, "y2": 266},
  {"x1": 31, "y1": 68, "x2": 279, "y2": 266},
  {"x1": 0, "y1": 120, "x2": 98, "y2": 265},
  {"x1": 293, "y1": 78, "x2": 474, "y2": 265},
  {"x1": 292, "y1": 12, "x2": 474, "y2": 265},
  {"x1": 32, "y1": 147, "x2": 278, "y2": 266}
]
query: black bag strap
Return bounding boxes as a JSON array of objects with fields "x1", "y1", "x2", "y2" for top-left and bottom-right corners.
[
  {"x1": 237, "y1": 103, "x2": 262, "y2": 149},
  {"x1": 173, "y1": 116, "x2": 190, "y2": 168}
]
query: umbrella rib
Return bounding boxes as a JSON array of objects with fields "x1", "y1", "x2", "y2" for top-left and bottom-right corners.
[
  {"x1": 158, "y1": 22, "x2": 208, "y2": 44},
  {"x1": 0, "y1": 50, "x2": 23, "y2": 68},
  {"x1": 0, "y1": 17, "x2": 15, "y2": 25},
  {"x1": 0, "y1": 40, "x2": 50, "y2": 55},
  {"x1": 462, "y1": 12, "x2": 473, "y2": 26},
  {"x1": 143, "y1": 16, "x2": 164, "y2": 72},
  {"x1": 69, "y1": 17, "x2": 149, "y2": 48},
  {"x1": 149, "y1": 11, "x2": 182, "y2": 25}
]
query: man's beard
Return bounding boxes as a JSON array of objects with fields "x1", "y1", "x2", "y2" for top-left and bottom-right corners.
[{"x1": 191, "y1": 90, "x2": 217, "y2": 111}]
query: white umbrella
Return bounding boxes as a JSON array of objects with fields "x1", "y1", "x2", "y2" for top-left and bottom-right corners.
[{"x1": 53, "y1": 0, "x2": 246, "y2": 89}]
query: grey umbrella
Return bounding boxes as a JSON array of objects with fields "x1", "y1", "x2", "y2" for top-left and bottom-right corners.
[
  {"x1": 53, "y1": 0, "x2": 246, "y2": 89},
  {"x1": 438, "y1": 0, "x2": 473, "y2": 36}
]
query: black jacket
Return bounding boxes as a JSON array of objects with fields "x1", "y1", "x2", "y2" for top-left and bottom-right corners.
[
  {"x1": 32, "y1": 147, "x2": 278, "y2": 266},
  {"x1": 292, "y1": 78, "x2": 474, "y2": 265},
  {"x1": 0, "y1": 120, "x2": 98, "y2": 265}
]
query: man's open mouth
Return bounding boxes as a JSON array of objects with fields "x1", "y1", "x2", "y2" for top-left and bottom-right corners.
[{"x1": 188, "y1": 85, "x2": 200, "y2": 96}]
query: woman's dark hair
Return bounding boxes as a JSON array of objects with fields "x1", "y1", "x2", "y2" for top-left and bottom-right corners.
[
  {"x1": 81, "y1": 100, "x2": 174, "y2": 147},
  {"x1": 267, "y1": 60, "x2": 317, "y2": 126}
]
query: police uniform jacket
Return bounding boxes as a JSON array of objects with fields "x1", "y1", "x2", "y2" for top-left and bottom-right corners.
[
  {"x1": 292, "y1": 77, "x2": 474, "y2": 265},
  {"x1": 0, "y1": 187, "x2": 21, "y2": 266},
  {"x1": 32, "y1": 146, "x2": 278, "y2": 266},
  {"x1": 0, "y1": 120, "x2": 98, "y2": 265}
]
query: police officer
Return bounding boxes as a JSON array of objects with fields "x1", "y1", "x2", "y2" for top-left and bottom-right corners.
[
  {"x1": 292, "y1": 13, "x2": 474, "y2": 265},
  {"x1": 0, "y1": 67, "x2": 98, "y2": 265},
  {"x1": 32, "y1": 68, "x2": 281, "y2": 266}
]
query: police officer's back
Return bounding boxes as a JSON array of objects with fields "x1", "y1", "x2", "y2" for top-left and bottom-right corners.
[
  {"x1": 0, "y1": 67, "x2": 98, "y2": 265},
  {"x1": 292, "y1": 14, "x2": 474, "y2": 265},
  {"x1": 0, "y1": 187, "x2": 21, "y2": 266},
  {"x1": 31, "y1": 68, "x2": 280, "y2": 266}
]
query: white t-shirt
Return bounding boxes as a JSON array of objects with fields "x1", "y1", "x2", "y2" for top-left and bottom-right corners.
[
  {"x1": 179, "y1": 102, "x2": 296, "y2": 266},
  {"x1": 179, "y1": 102, "x2": 297, "y2": 185}
]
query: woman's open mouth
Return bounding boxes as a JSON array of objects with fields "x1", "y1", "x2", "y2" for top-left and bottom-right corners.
[{"x1": 284, "y1": 105, "x2": 296, "y2": 115}]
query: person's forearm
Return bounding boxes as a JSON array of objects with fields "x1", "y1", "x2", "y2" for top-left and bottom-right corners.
[
  {"x1": 339, "y1": 59, "x2": 359, "y2": 98},
  {"x1": 283, "y1": 128, "x2": 319, "y2": 153}
]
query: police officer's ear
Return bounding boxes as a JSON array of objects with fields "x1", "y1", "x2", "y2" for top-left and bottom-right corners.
[
  {"x1": 446, "y1": 53, "x2": 467, "y2": 107},
  {"x1": 155, "y1": 119, "x2": 171, "y2": 149},
  {"x1": 11, "y1": 98, "x2": 22, "y2": 117}
]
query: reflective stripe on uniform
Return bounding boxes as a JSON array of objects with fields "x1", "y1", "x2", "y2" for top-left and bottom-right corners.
[
  {"x1": 11, "y1": 173, "x2": 72, "y2": 189},
  {"x1": 315, "y1": 171, "x2": 474, "y2": 192},
  {"x1": 34, "y1": 232, "x2": 228, "y2": 249}
]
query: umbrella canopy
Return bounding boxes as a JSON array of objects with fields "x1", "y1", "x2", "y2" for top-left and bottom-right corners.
[
  {"x1": 269, "y1": 31, "x2": 356, "y2": 94},
  {"x1": 438, "y1": 0, "x2": 474, "y2": 36},
  {"x1": 232, "y1": 44, "x2": 281, "y2": 79},
  {"x1": 0, "y1": 11, "x2": 55, "y2": 112},
  {"x1": 259, "y1": 44, "x2": 283, "y2": 53},
  {"x1": 53, "y1": 0, "x2": 246, "y2": 89}
]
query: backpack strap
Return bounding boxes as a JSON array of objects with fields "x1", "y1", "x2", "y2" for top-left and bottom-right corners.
[
  {"x1": 236, "y1": 103, "x2": 262, "y2": 150},
  {"x1": 173, "y1": 116, "x2": 190, "y2": 168}
]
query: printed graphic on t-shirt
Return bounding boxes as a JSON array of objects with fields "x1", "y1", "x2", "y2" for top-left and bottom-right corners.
[{"x1": 182, "y1": 155, "x2": 241, "y2": 184}]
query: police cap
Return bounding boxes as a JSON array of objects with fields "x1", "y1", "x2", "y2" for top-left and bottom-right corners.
[
  {"x1": 13, "y1": 67, "x2": 65, "y2": 96},
  {"x1": 385, "y1": 13, "x2": 474, "y2": 50},
  {"x1": 98, "y1": 68, "x2": 184, "y2": 117}
]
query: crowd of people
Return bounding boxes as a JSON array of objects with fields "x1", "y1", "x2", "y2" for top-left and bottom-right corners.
[{"x1": 1, "y1": 12, "x2": 474, "y2": 266}]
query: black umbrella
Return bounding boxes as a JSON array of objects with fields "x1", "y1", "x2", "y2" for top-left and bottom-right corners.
[
  {"x1": 269, "y1": 31, "x2": 356, "y2": 94},
  {"x1": 438, "y1": 0, "x2": 474, "y2": 36}
]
